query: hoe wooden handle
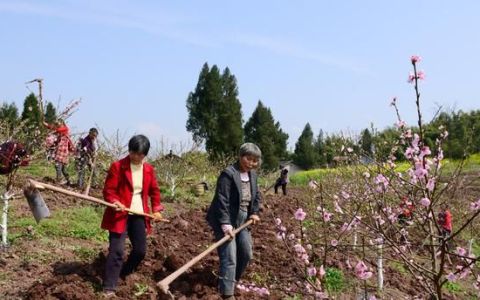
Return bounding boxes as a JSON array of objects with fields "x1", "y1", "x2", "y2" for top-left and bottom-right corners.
[
  {"x1": 157, "y1": 219, "x2": 253, "y2": 294},
  {"x1": 28, "y1": 179, "x2": 169, "y2": 222}
]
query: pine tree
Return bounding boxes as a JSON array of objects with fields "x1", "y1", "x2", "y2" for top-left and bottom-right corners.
[
  {"x1": 244, "y1": 101, "x2": 288, "y2": 170},
  {"x1": 0, "y1": 102, "x2": 19, "y2": 130},
  {"x1": 21, "y1": 93, "x2": 42, "y2": 128},
  {"x1": 294, "y1": 123, "x2": 317, "y2": 169},
  {"x1": 314, "y1": 129, "x2": 326, "y2": 167},
  {"x1": 360, "y1": 128, "x2": 373, "y2": 155},
  {"x1": 186, "y1": 63, "x2": 244, "y2": 159},
  {"x1": 44, "y1": 102, "x2": 57, "y2": 124}
]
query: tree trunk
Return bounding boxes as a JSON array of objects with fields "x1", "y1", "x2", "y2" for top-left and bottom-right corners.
[{"x1": 1, "y1": 192, "x2": 9, "y2": 247}]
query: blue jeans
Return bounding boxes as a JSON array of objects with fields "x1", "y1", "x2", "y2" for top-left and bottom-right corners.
[{"x1": 214, "y1": 210, "x2": 253, "y2": 296}]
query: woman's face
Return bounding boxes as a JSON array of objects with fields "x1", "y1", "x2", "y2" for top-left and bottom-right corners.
[
  {"x1": 129, "y1": 152, "x2": 145, "y2": 165},
  {"x1": 239, "y1": 155, "x2": 259, "y2": 172}
]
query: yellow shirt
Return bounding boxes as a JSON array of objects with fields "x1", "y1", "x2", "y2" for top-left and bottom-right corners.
[{"x1": 129, "y1": 162, "x2": 144, "y2": 213}]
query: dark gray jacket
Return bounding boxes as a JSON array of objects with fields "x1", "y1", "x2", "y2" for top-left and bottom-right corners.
[{"x1": 206, "y1": 163, "x2": 261, "y2": 229}]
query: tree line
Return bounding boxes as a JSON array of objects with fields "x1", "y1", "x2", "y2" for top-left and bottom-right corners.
[{"x1": 185, "y1": 63, "x2": 480, "y2": 170}]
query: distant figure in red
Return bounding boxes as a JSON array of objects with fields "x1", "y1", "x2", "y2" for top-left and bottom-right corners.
[
  {"x1": 43, "y1": 120, "x2": 75, "y2": 185},
  {"x1": 398, "y1": 196, "x2": 414, "y2": 226},
  {"x1": 438, "y1": 203, "x2": 452, "y2": 250}
]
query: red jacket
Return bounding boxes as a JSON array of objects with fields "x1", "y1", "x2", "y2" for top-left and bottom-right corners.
[
  {"x1": 101, "y1": 156, "x2": 163, "y2": 234},
  {"x1": 439, "y1": 210, "x2": 452, "y2": 232}
]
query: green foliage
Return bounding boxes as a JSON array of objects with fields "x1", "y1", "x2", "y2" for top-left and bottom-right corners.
[
  {"x1": 294, "y1": 123, "x2": 317, "y2": 169},
  {"x1": 244, "y1": 101, "x2": 288, "y2": 170},
  {"x1": 444, "y1": 282, "x2": 462, "y2": 294},
  {"x1": 134, "y1": 283, "x2": 151, "y2": 297},
  {"x1": 44, "y1": 102, "x2": 57, "y2": 123},
  {"x1": 10, "y1": 206, "x2": 107, "y2": 244},
  {"x1": 324, "y1": 267, "x2": 345, "y2": 293},
  {"x1": 186, "y1": 63, "x2": 244, "y2": 159},
  {"x1": 0, "y1": 102, "x2": 19, "y2": 131},
  {"x1": 360, "y1": 128, "x2": 373, "y2": 155},
  {"x1": 73, "y1": 246, "x2": 98, "y2": 260},
  {"x1": 21, "y1": 93, "x2": 42, "y2": 128}
]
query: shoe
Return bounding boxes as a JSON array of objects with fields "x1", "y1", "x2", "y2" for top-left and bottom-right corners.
[{"x1": 101, "y1": 290, "x2": 116, "y2": 298}]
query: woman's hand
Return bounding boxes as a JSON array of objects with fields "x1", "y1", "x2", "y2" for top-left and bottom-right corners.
[
  {"x1": 249, "y1": 214, "x2": 260, "y2": 225},
  {"x1": 152, "y1": 212, "x2": 163, "y2": 222},
  {"x1": 221, "y1": 224, "x2": 235, "y2": 239},
  {"x1": 113, "y1": 201, "x2": 126, "y2": 212}
]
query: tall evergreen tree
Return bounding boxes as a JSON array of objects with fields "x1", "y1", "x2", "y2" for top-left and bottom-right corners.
[
  {"x1": 360, "y1": 128, "x2": 373, "y2": 155},
  {"x1": 294, "y1": 123, "x2": 317, "y2": 169},
  {"x1": 314, "y1": 129, "x2": 326, "y2": 166},
  {"x1": 21, "y1": 93, "x2": 42, "y2": 128},
  {"x1": 44, "y1": 102, "x2": 57, "y2": 124},
  {"x1": 217, "y1": 67, "x2": 244, "y2": 156},
  {"x1": 186, "y1": 63, "x2": 244, "y2": 159},
  {"x1": 244, "y1": 100, "x2": 288, "y2": 170},
  {"x1": 0, "y1": 102, "x2": 19, "y2": 130}
]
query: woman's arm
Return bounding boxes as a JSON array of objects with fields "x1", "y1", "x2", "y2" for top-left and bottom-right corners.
[
  {"x1": 149, "y1": 169, "x2": 164, "y2": 213},
  {"x1": 103, "y1": 162, "x2": 121, "y2": 204}
]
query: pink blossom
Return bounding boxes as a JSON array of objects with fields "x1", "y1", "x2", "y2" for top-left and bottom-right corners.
[
  {"x1": 334, "y1": 201, "x2": 344, "y2": 214},
  {"x1": 420, "y1": 146, "x2": 431, "y2": 158},
  {"x1": 340, "y1": 222, "x2": 352, "y2": 232},
  {"x1": 288, "y1": 233, "x2": 295, "y2": 240},
  {"x1": 420, "y1": 197, "x2": 431, "y2": 207},
  {"x1": 456, "y1": 247, "x2": 467, "y2": 257},
  {"x1": 414, "y1": 164, "x2": 428, "y2": 178},
  {"x1": 405, "y1": 147, "x2": 415, "y2": 159},
  {"x1": 306, "y1": 244, "x2": 312, "y2": 250},
  {"x1": 411, "y1": 55, "x2": 422, "y2": 64},
  {"x1": 294, "y1": 208, "x2": 307, "y2": 221},
  {"x1": 331, "y1": 239, "x2": 338, "y2": 247},
  {"x1": 346, "y1": 259, "x2": 352, "y2": 269},
  {"x1": 369, "y1": 296, "x2": 377, "y2": 300},
  {"x1": 446, "y1": 272, "x2": 457, "y2": 282},
  {"x1": 426, "y1": 178, "x2": 435, "y2": 192},
  {"x1": 396, "y1": 120, "x2": 406, "y2": 128},
  {"x1": 323, "y1": 211, "x2": 333, "y2": 222},
  {"x1": 307, "y1": 267, "x2": 317, "y2": 276},
  {"x1": 355, "y1": 261, "x2": 373, "y2": 280},
  {"x1": 408, "y1": 72, "x2": 415, "y2": 83},
  {"x1": 347, "y1": 147, "x2": 353, "y2": 153},
  {"x1": 279, "y1": 226, "x2": 286, "y2": 232},
  {"x1": 275, "y1": 218, "x2": 282, "y2": 226},
  {"x1": 341, "y1": 191, "x2": 350, "y2": 199},
  {"x1": 405, "y1": 129, "x2": 413, "y2": 138},
  {"x1": 412, "y1": 134, "x2": 420, "y2": 148},
  {"x1": 319, "y1": 265, "x2": 326, "y2": 277},
  {"x1": 315, "y1": 291, "x2": 328, "y2": 299},
  {"x1": 417, "y1": 70, "x2": 425, "y2": 80},
  {"x1": 276, "y1": 232, "x2": 285, "y2": 240},
  {"x1": 470, "y1": 199, "x2": 480, "y2": 211}
]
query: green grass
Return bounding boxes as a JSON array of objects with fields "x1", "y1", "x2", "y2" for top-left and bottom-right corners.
[
  {"x1": 9, "y1": 206, "x2": 107, "y2": 244},
  {"x1": 444, "y1": 282, "x2": 462, "y2": 294},
  {"x1": 290, "y1": 153, "x2": 480, "y2": 186},
  {"x1": 73, "y1": 246, "x2": 98, "y2": 260},
  {"x1": 324, "y1": 267, "x2": 345, "y2": 293},
  {"x1": 389, "y1": 261, "x2": 408, "y2": 275}
]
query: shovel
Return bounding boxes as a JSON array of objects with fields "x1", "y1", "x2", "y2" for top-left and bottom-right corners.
[
  {"x1": 23, "y1": 180, "x2": 51, "y2": 223},
  {"x1": 24, "y1": 179, "x2": 169, "y2": 223},
  {"x1": 157, "y1": 219, "x2": 253, "y2": 295}
]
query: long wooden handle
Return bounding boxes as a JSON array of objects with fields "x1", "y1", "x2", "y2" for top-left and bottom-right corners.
[
  {"x1": 157, "y1": 219, "x2": 253, "y2": 294},
  {"x1": 28, "y1": 179, "x2": 169, "y2": 222},
  {"x1": 83, "y1": 156, "x2": 96, "y2": 196}
]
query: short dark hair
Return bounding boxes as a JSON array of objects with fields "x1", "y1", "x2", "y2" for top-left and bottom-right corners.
[
  {"x1": 128, "y1": 135, "x2": 150, "y2": 155},
  {"x1": 89, "y1": 128, "x2": 98, "y2": 135}
]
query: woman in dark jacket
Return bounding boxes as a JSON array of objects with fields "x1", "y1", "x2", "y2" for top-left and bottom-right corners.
[
  {"x1": 206, "y1": 143, "x2": 262, "y2": 300},
  {"x1": 101, "y1": 135, "x2": 163, "y2": 296}
]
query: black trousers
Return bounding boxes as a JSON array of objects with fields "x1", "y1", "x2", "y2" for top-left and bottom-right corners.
[
  {"x1": 104, "y1": 215, "x2": 147, "y2": 291},
  {"x1": 274, "y1": 182, "x2": 287, "y2": 195}
]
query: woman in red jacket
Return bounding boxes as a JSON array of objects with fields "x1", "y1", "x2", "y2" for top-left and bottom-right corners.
[{"x1": 101, "y1": 135, "x2": 163, "y2": 295}]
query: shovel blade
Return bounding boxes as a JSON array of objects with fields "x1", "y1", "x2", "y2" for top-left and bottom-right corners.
[{"x1": 23, "y1": 184, "x2": 50, "y2": 224}]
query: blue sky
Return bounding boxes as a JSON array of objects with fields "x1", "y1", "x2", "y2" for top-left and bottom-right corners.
[{"x1": 1, "y1": 1, "x2": 479, "y2": 151}]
